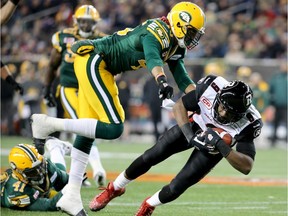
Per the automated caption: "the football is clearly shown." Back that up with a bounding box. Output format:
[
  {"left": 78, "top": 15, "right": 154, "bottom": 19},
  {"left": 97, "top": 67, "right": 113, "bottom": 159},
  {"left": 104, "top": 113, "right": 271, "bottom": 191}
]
[{"left": 211, "top": 127, "right": 233, "bottom": 146}]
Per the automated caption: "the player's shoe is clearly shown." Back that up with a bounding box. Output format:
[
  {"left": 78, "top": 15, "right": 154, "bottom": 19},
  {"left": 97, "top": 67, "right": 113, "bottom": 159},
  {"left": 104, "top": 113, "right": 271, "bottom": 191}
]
[
  {"left": 93, "top": 170, "right": 107, "bottom": 188},
  {"left": 45, "top": 137, "right": 73, "bottom": 156},
  {"left": 56, "top": 185, "right": 88, "bottom": 216},
  {"left": 89, "top": 182, "right": 125, "bottom": 211},
  {"left": 135, "top": 197, "right": 155, "bottom": 216},
  {"left": 31, "top": 114, "right": 57, "bottom": 139}
]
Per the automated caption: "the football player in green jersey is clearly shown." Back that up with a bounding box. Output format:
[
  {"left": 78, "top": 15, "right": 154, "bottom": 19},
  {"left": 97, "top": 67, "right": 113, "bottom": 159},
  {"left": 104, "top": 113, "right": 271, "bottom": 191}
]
[
  {"left": 1, "top": 141, "right": 69, "bottom": 211},
  {"left": 42, "top": 5, "right": 107, "bottom": 188},
  {"left": 31, "top": 2, "right": 206, "bottom": 215}
]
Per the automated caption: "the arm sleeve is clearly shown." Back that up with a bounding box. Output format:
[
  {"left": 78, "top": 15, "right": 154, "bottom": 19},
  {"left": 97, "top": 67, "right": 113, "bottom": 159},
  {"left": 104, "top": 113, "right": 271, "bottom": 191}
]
[
  {"left": 142, "top": 34, "right": 164, "bottom": 72},
  {"left": 181, "top": 90, "right": 199, "bottom": 111},
  {"left": 167, "top": 59, "right": 194, "bottom": 92},
  {"left": 234, "top": 119, "right": 263, "bottom": 160}
]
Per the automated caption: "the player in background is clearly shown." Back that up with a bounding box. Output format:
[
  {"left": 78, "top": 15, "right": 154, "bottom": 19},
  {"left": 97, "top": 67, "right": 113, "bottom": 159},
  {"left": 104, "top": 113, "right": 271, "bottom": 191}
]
[
  {"left": 90, "top": 75, "right": 263, "bottom": 215},
  {"left": 42, "top": 5, "right": 107, "bottom": 187},
  {"left": 1, "top": 140, "right": 70, "bottom": 211},
  {"left": 1, "top": 0, "right": 23, "bottom": 95},
  {"left": 31, "top": 2, "right": 206, "bottom": 215}
]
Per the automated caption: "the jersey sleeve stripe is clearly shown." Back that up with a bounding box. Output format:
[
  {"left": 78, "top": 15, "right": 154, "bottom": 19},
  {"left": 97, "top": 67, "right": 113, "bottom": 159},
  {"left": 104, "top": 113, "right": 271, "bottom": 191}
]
[{"left": 147, "top": 28, "right": 165, "bottom": 49}]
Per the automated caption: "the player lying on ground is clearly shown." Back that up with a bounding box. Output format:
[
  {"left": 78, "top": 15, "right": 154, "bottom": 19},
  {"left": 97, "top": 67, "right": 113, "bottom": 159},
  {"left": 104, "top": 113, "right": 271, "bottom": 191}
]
[{"left": 1, "top": 138, "right": 74, "bottom": 211}]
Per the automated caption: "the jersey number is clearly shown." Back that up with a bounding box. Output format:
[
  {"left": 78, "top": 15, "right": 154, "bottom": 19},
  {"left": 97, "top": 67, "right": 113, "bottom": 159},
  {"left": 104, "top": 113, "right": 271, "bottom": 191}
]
[{"left": 13, "top": 181, "right": 26, "bottom": 193}]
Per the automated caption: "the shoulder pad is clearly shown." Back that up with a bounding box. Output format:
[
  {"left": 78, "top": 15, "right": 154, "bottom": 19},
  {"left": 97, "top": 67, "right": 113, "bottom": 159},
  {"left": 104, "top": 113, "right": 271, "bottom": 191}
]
[
  {"left": 146, "top": 19, "right": 171, "bottom": 49},
  {"left": 1, "top": 170, "right": 10, "bottom": 183},
  {"left": 62, "top": 27, "right": 76, "bottom": 35},
  {"left": 51, "top": 32, "right": 62, "bottom": 52}
]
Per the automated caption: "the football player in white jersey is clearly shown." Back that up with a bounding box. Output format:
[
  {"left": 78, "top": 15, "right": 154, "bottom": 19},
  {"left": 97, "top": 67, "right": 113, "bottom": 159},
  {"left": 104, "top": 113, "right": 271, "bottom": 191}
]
[{"left": 88, "top": 75, "right": 263, "bottom": 216}]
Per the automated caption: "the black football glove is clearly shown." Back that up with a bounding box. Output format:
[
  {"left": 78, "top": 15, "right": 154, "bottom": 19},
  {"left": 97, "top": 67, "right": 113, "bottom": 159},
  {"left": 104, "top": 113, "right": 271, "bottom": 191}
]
[
  {"left": 204, "top": 128, "right": 231, "bottom": 157},
  {"left": 5, "top": 75, "right": 24, "bottom": 95},
  {"left": 191, "top": 131, "right": 216, "bottom": 153},
  {"left": 43, "top": 86, "right": 57, "bottom": 107},
  {"left": 156, "top": 75, "right": 173, "bottom": 99}
]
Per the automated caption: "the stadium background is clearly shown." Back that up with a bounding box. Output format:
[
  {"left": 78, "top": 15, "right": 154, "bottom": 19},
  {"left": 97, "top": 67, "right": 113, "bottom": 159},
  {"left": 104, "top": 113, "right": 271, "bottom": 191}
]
[
  {"left": 0, "top": 0, "right": 287, "bottom": 215},
  {"left": 1, "top": 1, "right": 287, "bottom": 147}
]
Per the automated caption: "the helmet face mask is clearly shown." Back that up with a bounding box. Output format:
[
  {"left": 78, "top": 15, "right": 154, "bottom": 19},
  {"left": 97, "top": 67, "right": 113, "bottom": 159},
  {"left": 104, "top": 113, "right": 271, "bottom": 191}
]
[
  {"left": 212, "top": 81, "right": 253, "bottom": 125},
  {"left": 167, "top": 2, "right": 205, "bottom": 50},
  {"left": 182, "top": 26, "right": 204, "bottom": 49},
  {"left": 73, "top": 5, "right": 100, "bottom": 38},
  {"left": 9, "top": 144, "right": 47, "bottom": 186}
]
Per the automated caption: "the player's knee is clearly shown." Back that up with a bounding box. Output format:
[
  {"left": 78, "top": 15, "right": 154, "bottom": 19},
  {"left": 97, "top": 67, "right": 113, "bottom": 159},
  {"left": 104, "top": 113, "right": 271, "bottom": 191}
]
[
  {"left": 97, "top": 122, "right": 124, "bottom": 139},
  {"left": 159, "top": 185, "right": 181, "bottom": 203}
]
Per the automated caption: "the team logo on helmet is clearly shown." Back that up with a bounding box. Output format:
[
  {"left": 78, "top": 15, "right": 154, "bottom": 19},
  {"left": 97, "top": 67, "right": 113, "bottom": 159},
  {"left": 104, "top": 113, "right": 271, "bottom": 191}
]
[
  {"left": 245, "top": 93, "right": 252, "bottom": 106},
  {"left": 179, "top": 12, "right": 191, "bottom": 23}
]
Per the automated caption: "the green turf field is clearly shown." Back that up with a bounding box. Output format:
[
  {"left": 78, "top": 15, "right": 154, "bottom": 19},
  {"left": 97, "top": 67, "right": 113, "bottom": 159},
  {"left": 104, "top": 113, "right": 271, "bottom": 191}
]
[{"left": 1, "top": 135, "right": 287, "bottom": 216}]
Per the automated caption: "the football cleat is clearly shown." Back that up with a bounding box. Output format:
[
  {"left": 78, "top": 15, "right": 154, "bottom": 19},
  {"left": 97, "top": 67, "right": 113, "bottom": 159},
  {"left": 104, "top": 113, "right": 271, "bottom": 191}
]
[
  {"left": 30, "top": 114, "right": 56, "bottom": 139},
  {"left": 56, "top": 185, "right": 88, "bottom": 216},
  {"left": 135, "top": 197, "right": 155, "bottom": 216},
  {"left": 89, "top": 182, "right": 125, "bottom": 211}
]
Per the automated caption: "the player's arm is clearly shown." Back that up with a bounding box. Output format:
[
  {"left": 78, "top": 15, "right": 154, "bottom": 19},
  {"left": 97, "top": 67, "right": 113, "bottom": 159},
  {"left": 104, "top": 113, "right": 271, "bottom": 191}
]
[
  {"left": 142, "top": 35, "right": 174, "bottom": 99},
  {"left": 43, "top": 33, "right": 62, "bottom": 107},
  {"left": 46, "top": 48, "right": 61, "bottom": 86},
  {"left": 224, "top": 147, "right": 254, "bottom": 175},
  {"left": 25, "top": 191, "right": 62, "bottom": 211},
  {"left": 1, "top": 61, "right": 23, "bottom": 94},
  {"left": 225, "top": 119, "right": 262, "bottom": 174},
  {"left": 0, "top": 0, "right": 20, "bottom": 25},
  {"left": 173, "top": 90, "right": 199, "bottom": 143}
]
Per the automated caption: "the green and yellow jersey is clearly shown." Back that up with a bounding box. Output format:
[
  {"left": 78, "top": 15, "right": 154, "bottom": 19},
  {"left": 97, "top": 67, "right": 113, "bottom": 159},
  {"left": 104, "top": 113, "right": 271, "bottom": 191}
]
[
  {"left": 52, "top": 27, "right": 106, "bottom": 88},
  {"left": 1, "top": 159, "right": 68, "bottom": 211},
  {"left": 91, "top": 18, "right": 193, "bottom": 92}
]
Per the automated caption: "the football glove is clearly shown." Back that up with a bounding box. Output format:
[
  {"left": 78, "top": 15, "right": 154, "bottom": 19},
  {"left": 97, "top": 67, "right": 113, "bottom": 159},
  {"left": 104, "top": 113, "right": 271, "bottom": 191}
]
[
  {"left": 157, "top": 75, "right": 173, "bottom": 99},
  {"left": 71, "top": 40, "right": 95, "bottom": 55},
  {"left": 204, "top": 128, "right": 231, "bottom": 157},
  {"left": 5, "top": 75, "right": 24, "bottom": 95},
  {"left": 43, "top": 86, "right": 57, "bottom": 107},
  {"left": 192, "top": 131, "right": 217, "bottom": 154}
]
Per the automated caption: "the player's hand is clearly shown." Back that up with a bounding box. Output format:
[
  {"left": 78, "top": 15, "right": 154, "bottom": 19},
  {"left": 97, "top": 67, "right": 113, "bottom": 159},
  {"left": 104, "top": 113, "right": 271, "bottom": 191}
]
[
  {"left": 43, "top": 86, "right": 57, "bottom": 107},
  {"left": 5, "top": 75, "right": 24, "bottom": 95},
  {"left": 204, "top": 128, "right": 232, "bottom": 157},
  {"left": 71, "top": 40, "right": 95, "bottom": 55},
  {"left": 204, "top": 128, "right": 222, "bottom": 147},
  {"left": 156, "top": 75, "right": 173, "bottom": 99},
  {"left": 191, "top": 131, "right": 214, "bottom": 152}
]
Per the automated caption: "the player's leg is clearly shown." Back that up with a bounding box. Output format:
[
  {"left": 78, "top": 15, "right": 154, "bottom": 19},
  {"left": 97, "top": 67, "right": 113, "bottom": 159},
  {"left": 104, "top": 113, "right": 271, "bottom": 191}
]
[
  {"left": 61, "top": 87, "right": 106, "bottom": 187},
  {"left": 135, "top": 149, "right": 223, "bottom": 215},
  {"left": 55, "top": 54, "right": 124, "bottom": 215},
  {"left": 89, "top": 124, "right": 191, "bottom": 211}
]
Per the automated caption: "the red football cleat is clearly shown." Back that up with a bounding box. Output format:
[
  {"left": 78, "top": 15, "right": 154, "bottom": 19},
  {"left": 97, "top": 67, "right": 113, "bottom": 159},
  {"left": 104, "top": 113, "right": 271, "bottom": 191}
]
[
  {"left": 89, "top": 182, "right": 125, "bottom": 211},
  {"left": 135, "top": 197, "right": 155, "bottom": 216}
]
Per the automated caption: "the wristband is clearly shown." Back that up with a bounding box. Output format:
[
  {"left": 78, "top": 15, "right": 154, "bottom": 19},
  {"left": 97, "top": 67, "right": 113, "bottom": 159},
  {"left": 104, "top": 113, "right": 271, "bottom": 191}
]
[
  {"left": 9, "top": 0, "right": 20, "bottom": 5},
  {"left": 216, "top": 140, "right": 232, "bottom": 157},
  {"left": 156, "top": 74, "right": 167, "bottom": 84},
  {"left": 180, "top": 123, "right": 194, "bottom": 142}
]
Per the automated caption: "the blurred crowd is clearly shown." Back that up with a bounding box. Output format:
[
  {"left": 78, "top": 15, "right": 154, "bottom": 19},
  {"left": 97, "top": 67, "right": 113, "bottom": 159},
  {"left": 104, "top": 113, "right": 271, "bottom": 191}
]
[
  {"left": 1, "top": 0, "right": 287, "bottom": 60},
  {"left": 1, "top": 0, "right": 287, "bottom": 147}
]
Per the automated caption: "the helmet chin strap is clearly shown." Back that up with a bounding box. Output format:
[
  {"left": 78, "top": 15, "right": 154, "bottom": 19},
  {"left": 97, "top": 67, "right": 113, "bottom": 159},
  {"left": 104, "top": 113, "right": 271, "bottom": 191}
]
[
  {"left": 79, "top": 30, "right": 93, "bottom": 38},
  {"left": 176, "top": 37, "right": 186, "bottom": 48}
]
